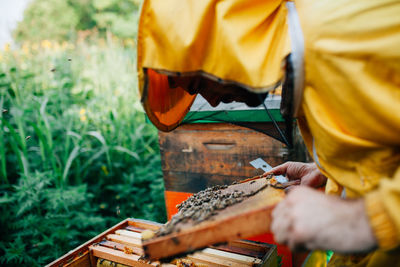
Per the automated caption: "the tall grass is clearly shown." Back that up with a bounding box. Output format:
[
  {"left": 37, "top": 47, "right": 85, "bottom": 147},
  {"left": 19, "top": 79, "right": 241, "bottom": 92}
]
[{"left": 0, "top": 37, "right": 166, "bottom": 266}]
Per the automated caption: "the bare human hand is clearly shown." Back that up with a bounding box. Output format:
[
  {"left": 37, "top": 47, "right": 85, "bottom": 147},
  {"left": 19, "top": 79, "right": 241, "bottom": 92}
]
[
  {"left": 271, "top": 186, "right": 377, "bottom": 253},
  {"left": 264, "top": 162, "right": 327, "bottom": 188}
]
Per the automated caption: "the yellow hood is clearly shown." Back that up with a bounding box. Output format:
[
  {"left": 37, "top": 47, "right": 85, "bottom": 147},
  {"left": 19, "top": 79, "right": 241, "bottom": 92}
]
[{"left": 137, "top": 0, "right": 291, "bottom": 131}]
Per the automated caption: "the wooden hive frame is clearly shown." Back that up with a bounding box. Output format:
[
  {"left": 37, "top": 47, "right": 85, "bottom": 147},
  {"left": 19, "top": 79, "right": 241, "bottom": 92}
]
[{"left": 46, "top": 218, "right": 277, "bottom": 267}]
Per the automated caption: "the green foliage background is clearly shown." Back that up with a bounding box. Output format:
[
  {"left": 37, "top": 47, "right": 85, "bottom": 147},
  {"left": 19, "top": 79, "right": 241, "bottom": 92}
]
[
  {"left": 14, "top": 0, "right": 140, "bottom": 42},
  {"left": 0, "top": 0, "right": 167, "bottom": 266}
]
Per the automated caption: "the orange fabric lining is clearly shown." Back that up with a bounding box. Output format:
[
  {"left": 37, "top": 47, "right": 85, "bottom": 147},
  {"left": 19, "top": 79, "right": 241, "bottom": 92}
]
[{"left": 143, "top": 69, "right": 197, "bottom": 132}]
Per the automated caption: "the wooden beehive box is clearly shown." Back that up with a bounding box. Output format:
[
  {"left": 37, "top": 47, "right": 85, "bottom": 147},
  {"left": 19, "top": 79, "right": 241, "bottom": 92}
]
[
  {"left": 160, "top": 96, "right": 289, "bottom": 198},
  {"left": 46, "top": 218, "right": 278, "bottom": 267},
  {"left": 157, "top": 97, "right": 309, "bottom": 267},
  {"left": 159, "top": 122, "right": 289, "bottom": 194}
]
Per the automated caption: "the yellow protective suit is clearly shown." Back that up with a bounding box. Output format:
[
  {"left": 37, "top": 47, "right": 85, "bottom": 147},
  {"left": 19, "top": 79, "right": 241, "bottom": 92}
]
[
  {"left": 137, "top": 0, "right": 400, "bottom": 265},
  {"left": 295, "top": 0, "right": 400, "bottom": 265},
  {"left": 137, "top": 0, "right": 290, "bottom": 131}
]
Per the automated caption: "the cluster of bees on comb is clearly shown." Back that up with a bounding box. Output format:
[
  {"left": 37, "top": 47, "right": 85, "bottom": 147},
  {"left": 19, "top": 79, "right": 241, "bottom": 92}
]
[
  {"left": 151, "top": 175, "right": 280, "bottom": 238},
  {"left": 172, "top": 259, "right": 208, "bottom": 267}
]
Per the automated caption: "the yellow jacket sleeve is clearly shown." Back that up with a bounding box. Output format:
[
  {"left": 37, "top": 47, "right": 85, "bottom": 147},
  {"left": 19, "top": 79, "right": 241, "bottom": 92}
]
[
  {"left": 366, "top": 167, "right": 400, "bottom": 250},
  {"left": 295, "top": 0, "right": 400, "bottom": 252}
]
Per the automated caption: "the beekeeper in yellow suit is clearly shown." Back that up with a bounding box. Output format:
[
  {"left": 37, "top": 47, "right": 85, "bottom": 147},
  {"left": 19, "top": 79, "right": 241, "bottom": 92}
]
[{"left": 137, "top": 0, "right": 400, "bottom": 266}]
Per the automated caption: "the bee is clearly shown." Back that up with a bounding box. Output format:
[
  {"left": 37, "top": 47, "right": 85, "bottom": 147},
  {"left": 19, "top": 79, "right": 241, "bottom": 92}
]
[
  {"left": 116, "top": 206, "right": 120, "bottom": 216},
  {"left": 123, "top": 246, "right": 134, "bottom": 254}
]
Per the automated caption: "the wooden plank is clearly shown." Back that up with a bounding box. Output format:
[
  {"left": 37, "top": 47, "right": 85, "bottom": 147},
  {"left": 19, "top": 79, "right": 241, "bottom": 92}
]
[
  {"left": 228, "top": 240, "right": 270, "bottom": 253},
  {"left": 116, "top": 229, "right": 142, "bottom": 239},
  {"left": 210, "top": 244, "right": 264, "bottom": 259},
  {"left": 100, "top": 240, "right": 144, "bottom": 256},
  {"left": 126, "top": 226, "right": 146, "bottom": 233},
  {"left": 96, "top": 259, "right": 176, "bottom": 267},
  {"left": 201, "top": 248, "right": 261, "bottom": 265},
  {"left": 169, "top": 123, "right": 286, "bottom": 134},
  {"left": 158, "top": 123, "right": 287, "bottom": 157},
  {"left": 100, "top": 240, "right": 126, "bottom": 251},
  {"left": 107, "top": 234, "right": 142, "bottom": 248},
  {"left": 90, "top": 246, "right": 154, "bottom": 267},
  {"left": 211, "top": 240, "right": 272, "bottom": 259},
  {"left": 187, "top": 252, "right": 244, "bottom": 267},
  {"left": 143, "top": 180, "right": 284, "bottom": 260},
  {"left": 161, "top": 152, "right": 284, "bottom": 176},
  {"left": 96, "top": 259, "right": 131, "bottom": 267},
  {"left": 128, "top": 219, "right": 162, "bottom": 231},
  {"left": 64, "top": 252, "right": 90, "bottom": 267},
  {"left": 89, "top": 250, "right": 97, "bottom": 267}
]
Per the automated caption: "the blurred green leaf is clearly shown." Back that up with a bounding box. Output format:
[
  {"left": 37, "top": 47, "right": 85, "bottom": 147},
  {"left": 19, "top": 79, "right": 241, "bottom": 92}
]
[
  {"left": 14, "top": 0, "right": 140, "bottom": 42},
  {"left": 113, "top": 146, "right": 140, "bottom": 160},
  {"left": 62, "top": 146, "right": 80, "bottom": 183},
  {"left": 86, "top": 131, "right": 106, "bottom": 147},
  {"left": 93, "top": 0, "right": 119, "bottom": 11}
]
